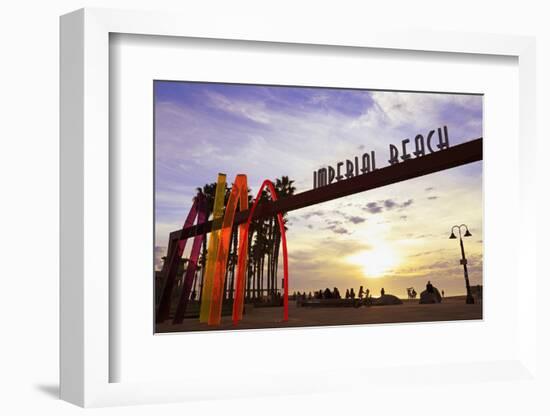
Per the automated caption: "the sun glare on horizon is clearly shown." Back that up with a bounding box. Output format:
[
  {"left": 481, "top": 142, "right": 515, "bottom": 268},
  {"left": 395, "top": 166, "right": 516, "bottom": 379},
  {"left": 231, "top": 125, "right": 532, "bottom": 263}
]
[{"left": 346, "top": 245, "right": 400, "bottom": 279}]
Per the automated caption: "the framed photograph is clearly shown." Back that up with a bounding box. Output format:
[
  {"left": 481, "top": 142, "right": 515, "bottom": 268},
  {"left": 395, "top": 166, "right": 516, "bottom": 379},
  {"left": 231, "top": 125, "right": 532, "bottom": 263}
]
[
  {"left": 60, "top": 8, "right": 538, "bottom": 408},
  {"left": 153, "top": 80, "right": 483, "bottom": 335}
]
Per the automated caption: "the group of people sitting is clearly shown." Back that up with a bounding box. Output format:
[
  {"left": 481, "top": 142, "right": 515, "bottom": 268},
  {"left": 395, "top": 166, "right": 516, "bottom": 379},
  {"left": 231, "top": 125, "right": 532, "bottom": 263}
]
[
  {"left": 346, "top": 286, "right": 377, "bottom": 299},
  {"left": 291, "top": 283, "right": 446, "bottom": 304},
  {"left": 293, "top": 287, "right": 342, "bottom": 300},
  {"left": 292, "top": 286, "right": 385, "bottom": 301}
]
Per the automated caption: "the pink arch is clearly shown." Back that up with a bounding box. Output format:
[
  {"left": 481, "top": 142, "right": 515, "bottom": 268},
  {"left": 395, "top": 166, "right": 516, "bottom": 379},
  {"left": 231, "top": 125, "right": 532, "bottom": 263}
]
[
  {"left": 233, "top": 179, "right": 289, "bottom": 325},
  {"left": 156, "top": 193, "right": 208, "bottom": 324}
]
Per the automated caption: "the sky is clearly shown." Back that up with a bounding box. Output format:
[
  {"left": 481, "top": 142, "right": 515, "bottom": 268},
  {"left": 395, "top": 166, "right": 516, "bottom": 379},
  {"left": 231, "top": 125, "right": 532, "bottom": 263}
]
[{"left": 154, "top": 81, "right": 483, "bottom": 298}]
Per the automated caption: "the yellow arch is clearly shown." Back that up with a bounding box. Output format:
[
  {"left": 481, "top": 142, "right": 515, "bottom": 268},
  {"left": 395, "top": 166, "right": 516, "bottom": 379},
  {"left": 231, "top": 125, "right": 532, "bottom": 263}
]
[{"left": 199, "top": 174, "right": 226, "bottom": 323}]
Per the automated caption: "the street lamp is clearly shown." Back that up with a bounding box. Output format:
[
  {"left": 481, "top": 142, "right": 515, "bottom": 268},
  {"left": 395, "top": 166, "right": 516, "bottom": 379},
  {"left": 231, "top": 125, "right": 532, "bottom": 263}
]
[{"left": 449, "top": 224, "right": 475, "bottom": 304}]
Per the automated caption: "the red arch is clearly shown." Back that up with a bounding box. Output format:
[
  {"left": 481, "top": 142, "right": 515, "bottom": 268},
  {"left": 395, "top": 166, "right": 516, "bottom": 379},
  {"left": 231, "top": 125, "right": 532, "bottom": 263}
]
[{"left": 233, "top": 179, "right": 289, "bottom": 325}]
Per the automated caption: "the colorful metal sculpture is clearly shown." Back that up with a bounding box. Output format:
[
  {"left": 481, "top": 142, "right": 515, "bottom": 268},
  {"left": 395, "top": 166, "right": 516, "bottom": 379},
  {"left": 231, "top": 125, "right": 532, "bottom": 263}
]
[
  {"left": 199, "top": 173, "right": 227, "bottom": 323},
  {"left": 232, "top": 179, "right": 289, "bottom": 325},
  {"left": 156, "top": 192, "right": 208, "bottom": 324},
  {"left": 172, "top": 199, "right": 208, "bottom": 324},
  {"left": 208, "top": 174, "right": 249, "bottom": 326},
  {"left": 158, "top": 173, "right": 290, "bottom": 327}
]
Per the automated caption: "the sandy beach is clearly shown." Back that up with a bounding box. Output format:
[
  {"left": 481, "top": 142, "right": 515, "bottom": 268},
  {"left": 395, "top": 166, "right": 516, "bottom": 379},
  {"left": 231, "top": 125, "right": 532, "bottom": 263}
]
[{"left": 156, "top": 296, "right": 482, "bottom": 333}]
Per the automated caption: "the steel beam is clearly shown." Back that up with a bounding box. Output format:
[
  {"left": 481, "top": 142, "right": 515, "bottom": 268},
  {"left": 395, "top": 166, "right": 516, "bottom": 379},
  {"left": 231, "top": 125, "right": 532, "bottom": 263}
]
[{"left": 168, "top": 137, "right": 482, "bottom": 241}]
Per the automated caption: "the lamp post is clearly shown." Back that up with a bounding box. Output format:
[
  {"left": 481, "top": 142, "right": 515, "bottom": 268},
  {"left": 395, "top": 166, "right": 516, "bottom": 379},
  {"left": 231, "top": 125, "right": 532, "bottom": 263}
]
[{"left": 449, "top": 224, "right": 475, "bottom": 304}]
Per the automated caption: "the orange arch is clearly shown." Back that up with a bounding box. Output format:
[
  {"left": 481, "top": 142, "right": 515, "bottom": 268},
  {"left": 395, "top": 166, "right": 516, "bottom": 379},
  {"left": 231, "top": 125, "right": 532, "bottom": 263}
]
[
  {"left": 233, "top": 179, "right": 289, "bottom": 325},
  {"left": 208, "top": 175, "right": 249, "bottom": 326}
]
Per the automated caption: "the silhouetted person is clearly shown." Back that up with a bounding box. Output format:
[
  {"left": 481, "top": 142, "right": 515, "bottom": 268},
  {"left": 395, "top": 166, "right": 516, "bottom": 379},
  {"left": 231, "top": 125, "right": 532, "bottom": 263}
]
[
  {"left": 366, "top": 288, "right": 370, "bottom": 298},
  {"left": 441, "top": 289, "right": 445, "bottom": 298},
  {"left": 381, "top": 288, "right": 385, "bottom": 296},
  {"left": 350, "top": 288, "right": 356, "bottom": 299},
  {"left": 308, "top": 292, "right": 312, "bottom": 300},
  {"left": 426, "top": 281, "right": 434, "bottom": 294},
  {"left": 333, "top": 287, "right": 341, "bottom": 299},
  {"left": 345, "top": 289, "right": 350, "bottom": 299},
  {"left": 358, "top": 286, "right": 364, "bottom": 299},
  {"left": 324, "top": 288, "right": 332, "bottom": 299}
]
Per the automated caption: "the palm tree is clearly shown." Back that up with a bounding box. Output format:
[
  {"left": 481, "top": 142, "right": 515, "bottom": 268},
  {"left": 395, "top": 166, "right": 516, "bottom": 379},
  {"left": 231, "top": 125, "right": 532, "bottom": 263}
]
[
  {"left": 242, "top": 177, "right": 295, "bottom": 302},
  {"left": 223, "top": 223, "right": 239, "bottom": 300},
  {"left": 172, "top": 257, "right": 189, "bottom": 307},
  {"left": 271, "top": 176, "right": 296, "bottom": 296},
  {"left": 245, "top": 190, "right": 255, "bottom": 301},
  {"left": 193, "top": 178, "right": 295, "bottom": 305}
]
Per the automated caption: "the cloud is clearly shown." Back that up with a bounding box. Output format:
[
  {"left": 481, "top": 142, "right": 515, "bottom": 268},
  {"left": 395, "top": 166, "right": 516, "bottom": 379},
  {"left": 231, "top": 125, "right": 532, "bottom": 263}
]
[
  {"left": 286, "top": 238, "right": 376, "bottom": 292},
  {"left": 427, "top": 196, "right": 439, "bottom": 200},
  {"left": 384, "top": 199, "right": 397, "bottom": 209},
  {"left": 328, "top": 212, "right": 367, "bottom": 224},
  {"left": 346, "top": 215, "right": 366, "bottom": 224},
  {"left": 363, "top": 198, "right": 414, "bottom": 214},
  {"left": 408, "top": 249, "right": 445, "bottom": 258},
  {"left": 326, "top": 224, "right": 349, "bottom": 234},
  {"left": 302, "top": 210, "right": 326, "bottom": 219},
  {"left": 399, "top": 260, "right": 453, "bottom": 274},
  {"left": 356, "top": 91, "right": 483, "bottom": 134},
  {"left": 205, "top": 90, "right": 272, "bottom": 124},
  {"left": 365, "top": 202, "right": 383, "bottom": 214},
  {"left": 154, "top": 246, "right": 167, "bottom": 271},
  {"left": 413, "top": 233, "right": 436, "bottom": 239}
]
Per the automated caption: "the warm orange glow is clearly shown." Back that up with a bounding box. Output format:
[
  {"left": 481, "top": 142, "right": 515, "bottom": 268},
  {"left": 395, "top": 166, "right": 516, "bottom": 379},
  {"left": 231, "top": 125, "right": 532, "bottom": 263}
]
[{"left": 346, "top": 245, "right": 400, "bottom": 278}]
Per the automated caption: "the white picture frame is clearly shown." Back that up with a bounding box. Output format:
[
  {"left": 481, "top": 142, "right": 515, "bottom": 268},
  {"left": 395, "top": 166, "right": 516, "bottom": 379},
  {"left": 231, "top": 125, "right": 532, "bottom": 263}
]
[{"left": 60, "top": 7, "right": 538, "bottom": 408}]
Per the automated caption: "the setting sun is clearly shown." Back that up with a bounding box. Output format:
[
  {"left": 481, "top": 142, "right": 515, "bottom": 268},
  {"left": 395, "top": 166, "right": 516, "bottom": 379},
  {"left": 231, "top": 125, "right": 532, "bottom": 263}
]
[{"left": 346, "top": 245, "right": 400, "bottom": 278}]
